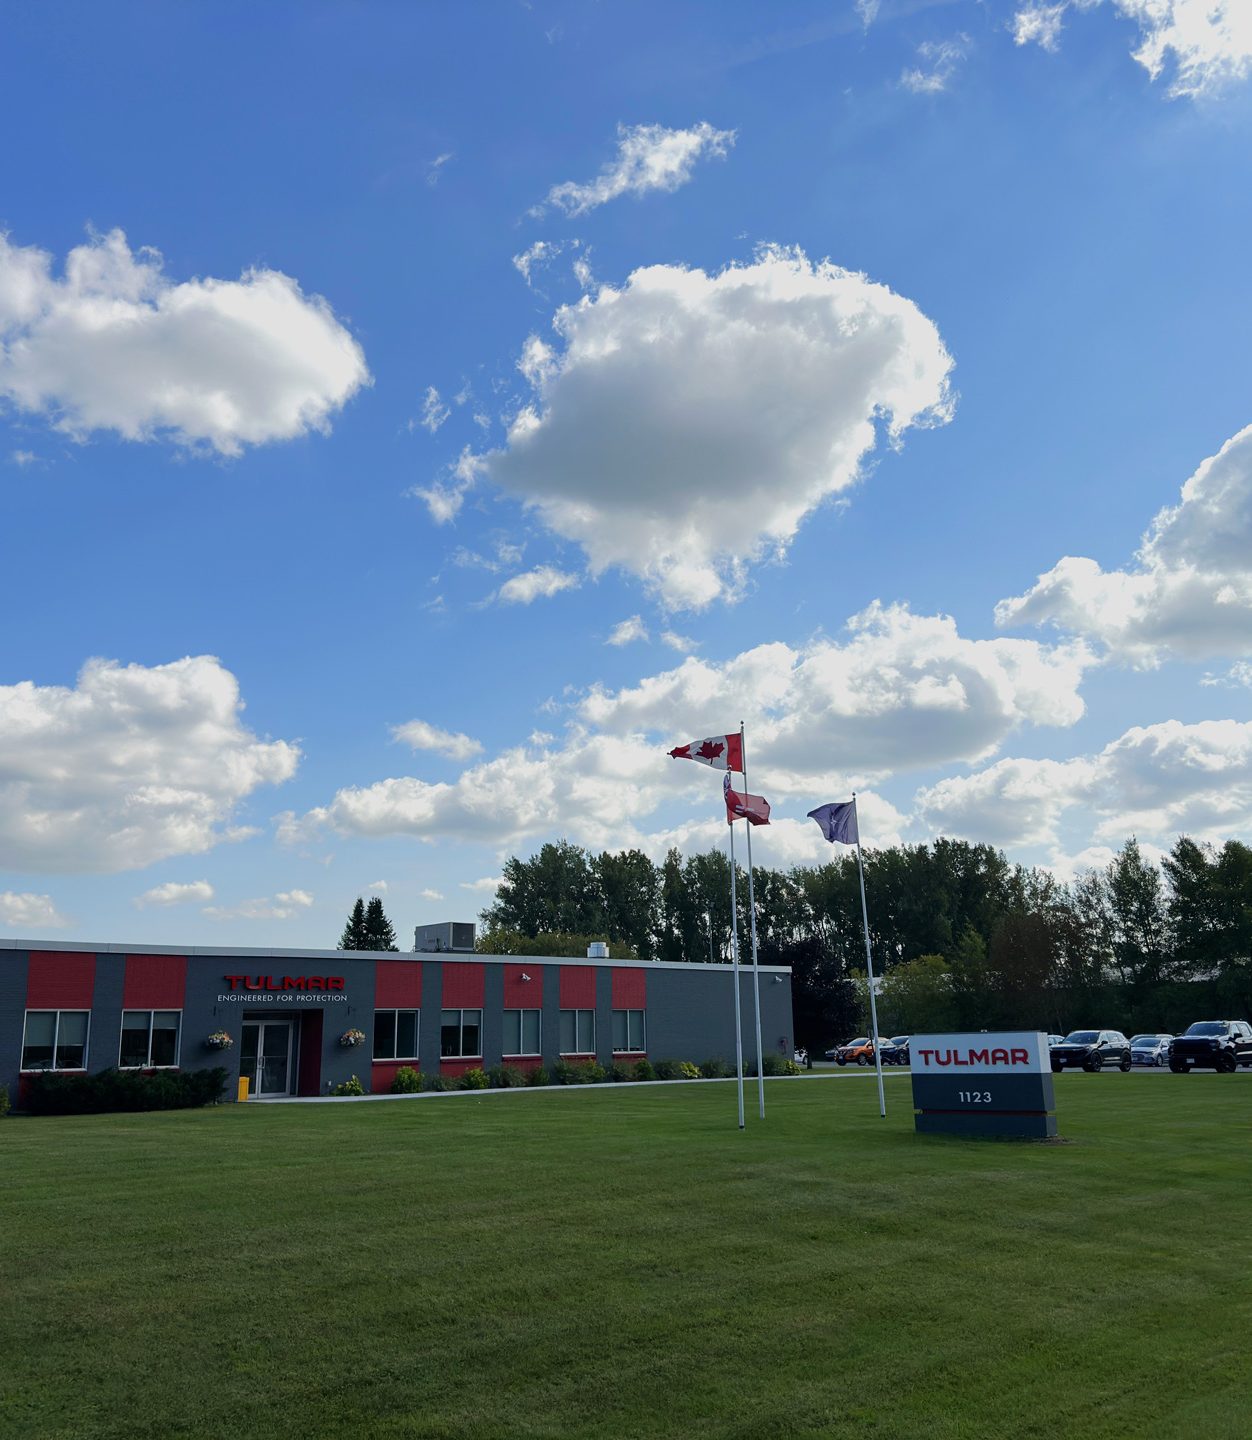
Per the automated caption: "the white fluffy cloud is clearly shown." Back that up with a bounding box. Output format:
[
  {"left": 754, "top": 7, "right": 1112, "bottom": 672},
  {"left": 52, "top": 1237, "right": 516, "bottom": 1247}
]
[
  {"left": 495, "top": 565, "right": 581, "bottom": 605},
  {"left": 420, "top": 887, "right": 444, "bottom": 900},
  {"left": 204, "top": 889, "right": 314, "bottom": 922},
  {"left": 606, "top": 615, "right": 649, "bottom": 647},
  {"left": 392, "top": 719, "right": 483, "bottom": 761},
  {"left": 0, "top": 228, "right": 369, "bottom": 454},
  {"left": 135, "top": 880, "right": 215, "bottom": 908},
  {"left": 0, "top": 656, "right": 299, "bottom": 873},
  {"left": 916, "top": 719, "right": 1252, "bottom": 850},
  {"left": 996, "top": 424, "right": 1252, "bottom": 665},
  {"left": 541, "top": 122, "right": 734, "bottom": 216},
  {"left": 583, "top": 602, "right": 1091, "bottom": 789},
  {"left": 289, "top": 603, "right": 1089, "bottom": 858},
  {"left": 474, "top": 247, "right": 954, "bottom": 609},
  {"left": 1013, "top": 1, "right": 1252, "bottom": 98},
  {"left": 369, "top": 879, "right": 388, "bottom": 892},
  {"left": 416, "top": 386, "right": 450, "bottom": 434},
  {"left": 0, "top": 891, "right": 71, "bottom": 929}
]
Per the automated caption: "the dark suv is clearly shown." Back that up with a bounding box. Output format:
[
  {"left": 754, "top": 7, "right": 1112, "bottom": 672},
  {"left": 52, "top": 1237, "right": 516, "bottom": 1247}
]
[
  {"left": 1050, "top": 1029, "right": 1132, "bottom": 1073},
  {"left": 1168, "top": 1021, "right": 1252, "bottom": 1073}
]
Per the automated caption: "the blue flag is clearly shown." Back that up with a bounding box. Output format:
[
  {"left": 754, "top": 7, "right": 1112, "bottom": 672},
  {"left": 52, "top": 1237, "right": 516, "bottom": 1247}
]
[{"left": 807, "top": 800, "right": 858, "bottom": 845}]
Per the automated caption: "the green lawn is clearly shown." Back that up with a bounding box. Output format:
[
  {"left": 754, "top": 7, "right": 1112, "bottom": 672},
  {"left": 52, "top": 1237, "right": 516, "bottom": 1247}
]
[{"left": 2, "top": 1075, "right": 1250, "bottom": 1440}]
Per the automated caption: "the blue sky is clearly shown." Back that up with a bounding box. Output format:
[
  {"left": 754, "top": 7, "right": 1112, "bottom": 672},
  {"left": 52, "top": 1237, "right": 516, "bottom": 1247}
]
[{"left": 2, "top": 0, "right": 1250, "bottom": 946}]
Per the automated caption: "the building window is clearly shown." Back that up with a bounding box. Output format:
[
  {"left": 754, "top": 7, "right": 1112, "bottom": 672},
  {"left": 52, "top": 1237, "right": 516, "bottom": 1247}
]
[
  {"left": 119, "top": 1011, "right": 181, "bottom": 1069},
  {"left": 503, "top": 1009, "right": 541, "bottom": 1056},
  {"left": 440, "top": 1008, "right": 482, "bottom": 1058},
  {"left": 559, "top": 1008, "right": 595, "bottom": 1055},
  {"left": 21, "top": 1010, "right": 90, "bottom": 1071},
  {"left": 373, "top": 1009, "right": 420, "bottom": 1061},
  {"left": 612, "top": 1009, "right": 646, "bottom": 1053}
]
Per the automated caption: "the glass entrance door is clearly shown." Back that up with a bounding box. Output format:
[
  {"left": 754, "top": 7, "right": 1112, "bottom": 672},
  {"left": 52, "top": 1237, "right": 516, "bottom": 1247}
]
[{"left": 240, "top": 1022, "right": 293, "bottom": 1097}]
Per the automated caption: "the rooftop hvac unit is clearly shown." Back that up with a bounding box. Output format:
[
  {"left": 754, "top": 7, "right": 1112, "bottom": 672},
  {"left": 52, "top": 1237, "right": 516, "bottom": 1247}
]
[
  {"left": 586, "top": 941, "right": 609, "bottom": 959},
  {"left": 413, "top": 921, "right": 477, "bottom": 954}
]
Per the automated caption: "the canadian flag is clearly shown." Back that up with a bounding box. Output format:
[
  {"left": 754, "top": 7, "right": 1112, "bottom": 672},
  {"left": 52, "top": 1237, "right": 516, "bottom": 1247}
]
[
  {"left": 724, "top": 772, "right": 771, "bottom": 826},
  {"left": 668, "top": 733, "right": 744, "bottom": 772}
]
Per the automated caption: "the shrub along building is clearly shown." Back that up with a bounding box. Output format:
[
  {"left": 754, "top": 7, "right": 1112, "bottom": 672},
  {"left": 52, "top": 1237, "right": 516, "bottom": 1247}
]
[{"left": 0, "top": 937, "right": 795, "bottom": 1103}]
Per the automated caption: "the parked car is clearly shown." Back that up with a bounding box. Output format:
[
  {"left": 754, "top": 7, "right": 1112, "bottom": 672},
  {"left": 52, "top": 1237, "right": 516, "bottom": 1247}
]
[
  {"left": 1168, "top": 1021, "right": 1252, "bottom": 1073},
  {"left": 1130, "top": 1033, "right": 1172, "bottom": 1067},
  {"left": 879, "top": 1035, "right": 911, "bottom": 1066},
  {"left": 1047, "top": 1034, "right": 1066, "bottom": 1048},
  {"left": 793, "top": 1047, "right": 809, "bottom": 1067},
  {"left": 1050, "top": 1029, "right": 1132, "bottom": 1072},
  {"left": 831, "top": 1037, "right": 875, "bottom": 1066}
]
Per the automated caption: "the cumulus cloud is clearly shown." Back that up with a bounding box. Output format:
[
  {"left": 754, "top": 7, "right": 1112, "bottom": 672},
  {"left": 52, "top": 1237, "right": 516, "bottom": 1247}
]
[
  {"left": 204, "top": 889, "right": 313, "bottom": 921},
  {"left": 494, "top": 565, "right": 581, "bottom": 605},
  {"left": 996, "top": 424, "right": 1252, "bottom": 665},
  {"left": 901, "top": 37, "right": 970, "bottom": 93},
  {"left": 0, "top": 891, "right": 71, "bottom": 929},
  {"left": 541, "top": 122, "right": 735, "bottom": 216},
  {"left": 583, "top": 602, "right": 1091, "bottom": 789},
  {"left": 420, "top": 887, "right": 444, "bottom": 900},
  {"left": 135, "top": 880, "right": 215, "bottom": 909},
  {"left": 369, "top": 879, "right": 388, "bottom": 892},
  {"left": 916, "top": 719, "right": 1252, "bottom": 851},
  {"left": 0, "top": 655, "right": 299, "bottom": 873},
  {"left": 660, "top": 630, "right": 699, "bottom": 654},
  {"left": 288, "top": 603, "right": 1089, "bottom": 858},
  {"left": 0, "top": 228, "right": 369, "bottom": 455},
  {"left": 1013, "top": 1, "right": 1252, "bottom": 98},
  {"left": 412, "top": 446, "right": 487, "bottom": 524},
  {"left": 461, "top": 876, "right": 504, "bottom": 893},
  {"left": 607, "top": 615, "right": 649, "bottom": 647},
  {"left": 392, "top": 719, "right": 483, "bottom": 760},
  {"left": 475, "top": 247, "right": 953, "bottom": 610}
]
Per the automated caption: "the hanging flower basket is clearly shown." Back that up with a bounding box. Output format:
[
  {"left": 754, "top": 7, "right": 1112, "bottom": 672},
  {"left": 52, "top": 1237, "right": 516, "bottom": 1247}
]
[
  {"left": 339, "top": 1028, "right": 366, "bottom": 1049},
  {"left": 206, "top": 1031, "right": 234, "bottom": 1050}
]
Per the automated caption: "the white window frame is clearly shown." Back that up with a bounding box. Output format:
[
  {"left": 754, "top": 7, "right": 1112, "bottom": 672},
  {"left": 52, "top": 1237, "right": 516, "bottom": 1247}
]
[
  {"left": 612, "top": 1008, "right": 646, "bottom": 1054},
  {"left": 373, "top": 1008, "right": 420, "bottom": 1062},
  {"left": 440, "top": 1008, "right": 483, "bottom": 1059},
  {"left": 118, "top": 1009, "right": 182, "bottom": 1070},
  {"left": 20, "top": 1009, "right": 92, "bottom": 1073},
  {"left": 503, "top": 1008, "right": 542, "bottom": 1057},
  {"left": 559, "top": 1008, "right": 596, "bottom": 1056}
]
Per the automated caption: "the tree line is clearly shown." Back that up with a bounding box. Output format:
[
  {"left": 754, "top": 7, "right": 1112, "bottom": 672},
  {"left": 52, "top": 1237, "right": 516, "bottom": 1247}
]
[{"left": 480, "top": 836, "right": 1252, "bottom": 1050}]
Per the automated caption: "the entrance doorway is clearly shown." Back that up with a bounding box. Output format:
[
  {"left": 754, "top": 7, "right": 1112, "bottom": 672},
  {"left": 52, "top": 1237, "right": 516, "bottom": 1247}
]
[{"left": 240, "top": 1021, "right": 293, "bottom": 1097}]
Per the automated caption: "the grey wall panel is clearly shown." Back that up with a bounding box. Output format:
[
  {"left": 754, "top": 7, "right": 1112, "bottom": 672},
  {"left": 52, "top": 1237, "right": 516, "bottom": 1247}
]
[
  {"left": 541, "top": 964, "right": 561, "bottom": 1070},
  {"left": 596, "top": 966, "right": 614, "bottom": 1066},
  {"left": 420, "top": 962, "right": 443, "bottom": 1076},
  {"left": 90, "top": 953, "right": 125, "bottom": 1072},
  {"left": 0, "top": 951, "right": 27, "bottom": 1100}
]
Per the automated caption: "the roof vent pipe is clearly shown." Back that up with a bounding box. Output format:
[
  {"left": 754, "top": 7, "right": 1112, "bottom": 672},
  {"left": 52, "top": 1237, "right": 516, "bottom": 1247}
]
[{"left": 587, "top": 941, "right": 609, "bottom": 960}]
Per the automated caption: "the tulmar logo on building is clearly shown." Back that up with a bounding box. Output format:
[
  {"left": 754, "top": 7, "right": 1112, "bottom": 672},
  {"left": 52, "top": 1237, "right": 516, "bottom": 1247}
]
[
  {"left": 218, "top": 975, "right": 350, "bottom": 1003},
  {"left": 223, "top": 975, "right": 345, "bottom": 992}
]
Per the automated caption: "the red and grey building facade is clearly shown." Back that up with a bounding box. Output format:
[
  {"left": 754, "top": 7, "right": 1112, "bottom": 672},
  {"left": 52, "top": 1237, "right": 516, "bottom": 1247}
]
[{"left": 1, "top": 940, "right": 795, "bottom": 1102}]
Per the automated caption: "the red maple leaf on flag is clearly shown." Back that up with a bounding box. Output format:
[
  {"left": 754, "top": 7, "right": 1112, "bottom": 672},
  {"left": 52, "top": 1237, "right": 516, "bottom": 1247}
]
[{"left": 696, "top": 739, "right": 725, "bottom": 761}]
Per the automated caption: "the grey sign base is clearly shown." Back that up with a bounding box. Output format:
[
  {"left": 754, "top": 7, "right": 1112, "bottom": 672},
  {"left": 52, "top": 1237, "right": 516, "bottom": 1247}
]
[{"left": 914, "top": 1111, "right": 1058, "bottom": 1139}]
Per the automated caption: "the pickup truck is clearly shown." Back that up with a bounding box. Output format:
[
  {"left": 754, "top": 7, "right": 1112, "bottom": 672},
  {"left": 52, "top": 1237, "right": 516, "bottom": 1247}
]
[{"left": 1168, "top": 1021, "right": 1252, "bottom": 1073}]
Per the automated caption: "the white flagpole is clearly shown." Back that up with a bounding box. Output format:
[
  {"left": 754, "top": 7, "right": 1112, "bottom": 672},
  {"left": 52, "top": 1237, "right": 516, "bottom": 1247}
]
[
  {"left": 727, "top": 817, "right": 746, "bottom": 1131},
  {"left": 740, "top": 721, "right": 766, "bottom": 1120},
  {"left": 853, "top": 791, "right": 887, "bottom": 1119}
]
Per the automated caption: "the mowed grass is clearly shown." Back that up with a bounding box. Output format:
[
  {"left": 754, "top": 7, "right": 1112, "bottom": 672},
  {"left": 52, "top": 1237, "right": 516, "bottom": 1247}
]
[{"left": 2, "top": 1076, "right": 1250, "bottom": 1440}]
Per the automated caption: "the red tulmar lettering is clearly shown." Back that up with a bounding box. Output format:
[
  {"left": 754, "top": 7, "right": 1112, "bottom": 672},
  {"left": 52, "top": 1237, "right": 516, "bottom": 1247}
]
[
  {"left": 916, "top": 1046, "right": 1033, "bottom": 1068},
  {"left": 223, "top": 975, "right": 345, "bottom": 992}
]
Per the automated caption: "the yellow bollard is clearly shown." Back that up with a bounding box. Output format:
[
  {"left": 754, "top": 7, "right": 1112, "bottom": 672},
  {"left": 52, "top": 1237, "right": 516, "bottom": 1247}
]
[{"left": 237, "top": 1076, "right": 250, "bottom": 1103}]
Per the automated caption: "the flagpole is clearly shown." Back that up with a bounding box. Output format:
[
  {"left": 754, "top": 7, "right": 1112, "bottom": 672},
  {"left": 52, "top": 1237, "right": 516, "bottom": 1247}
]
[
  {"left": 853, "top": 791, "right": 887, "bottom": 1119},
  {"left": 740, "top": 722, "right": 766, "bottom": 1120},
  {"left": 727, "top": 818, "right": 746, "bottom": 1131}
]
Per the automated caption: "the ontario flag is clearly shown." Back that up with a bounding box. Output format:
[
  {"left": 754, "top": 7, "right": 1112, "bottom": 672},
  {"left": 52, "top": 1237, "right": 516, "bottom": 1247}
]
[
  {"left": 724, "top": 772, "right": 770, "bottom": 826},
  {"left": 668, "top": 732, "right": 743, "bottom": 772}
]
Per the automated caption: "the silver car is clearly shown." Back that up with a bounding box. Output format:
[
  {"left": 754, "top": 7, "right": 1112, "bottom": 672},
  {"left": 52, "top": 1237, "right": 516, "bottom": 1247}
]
[{"left": 1130, "top": 1032, "right": 1172, "bottom": 1067}]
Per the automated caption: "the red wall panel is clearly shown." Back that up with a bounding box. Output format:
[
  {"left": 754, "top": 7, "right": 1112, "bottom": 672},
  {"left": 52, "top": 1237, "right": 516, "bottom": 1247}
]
[
  {"left": 502, "top": 963, "right": 540, "bottom": 1008},
  {"left": 375, "top": 960, "right": 422, "bottom": 1009},
  {"left": 440, "top": 962, "right": 484, "bottom": 1008},
  {"left": 559, "top": 965, "right": 596, "bottom": 1008},
  {"left": 27, "top": 952, "right": 95, "bottom": 1009},
  {"left": 123, "top": 954, "right": 187, "bottom": 1009},
  {"left": 370, "top": 1060, "right": 421, "bottom": 1093},
  {"left": 612, "top": 967, "right": 646, "bottom": 1009},
  {"left": 439, "top": 1058, "right": 484, "bottom": 1078}
]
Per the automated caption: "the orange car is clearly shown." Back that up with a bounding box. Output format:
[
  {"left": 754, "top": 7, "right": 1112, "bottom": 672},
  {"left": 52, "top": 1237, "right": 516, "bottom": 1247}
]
[{"left": 831, "top": 1036, "right": 876, "bottom": 1066}]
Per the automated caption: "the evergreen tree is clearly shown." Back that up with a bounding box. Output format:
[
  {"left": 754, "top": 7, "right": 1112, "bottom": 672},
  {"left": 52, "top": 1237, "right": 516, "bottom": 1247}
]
[
  {"left": 363, "top": 896, "right": 400, "bottom": 951},
  {"left": 338, "top": 897, "right": 368, "bottom": 951}
]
